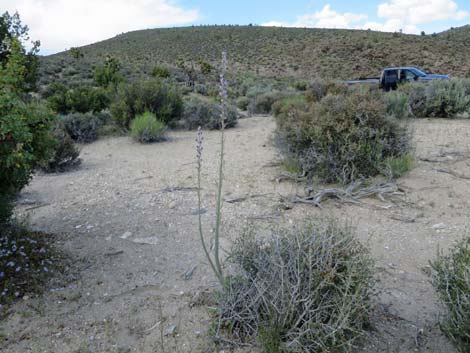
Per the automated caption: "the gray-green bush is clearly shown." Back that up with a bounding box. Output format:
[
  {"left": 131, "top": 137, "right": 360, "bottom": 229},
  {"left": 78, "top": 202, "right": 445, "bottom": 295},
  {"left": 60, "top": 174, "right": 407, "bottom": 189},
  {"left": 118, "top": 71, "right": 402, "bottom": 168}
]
[
  {"left": 217, "top": 221, "right": 375, "bottom": 352},
  {"left": 40, "top": 122, "right": 81, "bottom": 172},
  {"left": 275, "top": 87, "right": 410, "bottom": 183},
  {"left": 111, "top": 79, "right": 183, "bottom": 128},
  {"left": 62, "top": 112, "right": 104, "bottom": 143},
  {"left": 182, "top": 97, "right": 238, "bottom": 130},
  {"left": 130, "top": 111, "right": 167, "bottom": 143},
  {"left": 399, "top": 79, "right": 470, "bottom": 118},
  {"left": 431, "top": 237, "right": 470, "bottom": 353}
]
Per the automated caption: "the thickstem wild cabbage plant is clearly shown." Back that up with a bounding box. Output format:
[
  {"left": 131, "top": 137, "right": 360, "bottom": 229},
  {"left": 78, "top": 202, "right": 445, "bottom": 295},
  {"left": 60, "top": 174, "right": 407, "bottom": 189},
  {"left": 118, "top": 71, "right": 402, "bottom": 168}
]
[{"left": 196, "top": 51, "right": 228, "bottom": 286}]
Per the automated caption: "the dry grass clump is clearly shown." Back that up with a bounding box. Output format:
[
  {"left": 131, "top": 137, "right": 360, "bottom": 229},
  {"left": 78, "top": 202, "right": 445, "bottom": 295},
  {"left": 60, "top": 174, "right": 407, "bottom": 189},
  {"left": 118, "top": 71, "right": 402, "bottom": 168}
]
[
  {"left": 431, "top": 237, "right": 470, "bottom": 353},
  {"left": 216, "top": 221, "right": 375, "bottom": 353}
]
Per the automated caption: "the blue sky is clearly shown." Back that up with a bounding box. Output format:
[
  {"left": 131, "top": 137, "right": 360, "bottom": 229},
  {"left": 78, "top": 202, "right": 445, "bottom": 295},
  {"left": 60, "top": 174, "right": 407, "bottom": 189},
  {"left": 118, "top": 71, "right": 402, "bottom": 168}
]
[{"left": 2, "top": 0, "right": 469, "bottom": 54}]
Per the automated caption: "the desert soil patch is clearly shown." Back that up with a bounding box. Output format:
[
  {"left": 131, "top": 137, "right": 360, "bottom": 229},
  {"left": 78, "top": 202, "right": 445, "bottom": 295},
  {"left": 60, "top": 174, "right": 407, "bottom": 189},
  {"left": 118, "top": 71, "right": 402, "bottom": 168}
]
[{"left": 2, "top": 116, "right": 470, "bottom": 353}]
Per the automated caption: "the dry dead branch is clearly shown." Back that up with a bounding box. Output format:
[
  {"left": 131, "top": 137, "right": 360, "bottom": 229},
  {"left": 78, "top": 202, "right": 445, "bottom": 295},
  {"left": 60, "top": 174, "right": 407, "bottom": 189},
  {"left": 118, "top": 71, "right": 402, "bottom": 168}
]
[{"left": 288, "top": 179, "right": 403, "bottom": 208}]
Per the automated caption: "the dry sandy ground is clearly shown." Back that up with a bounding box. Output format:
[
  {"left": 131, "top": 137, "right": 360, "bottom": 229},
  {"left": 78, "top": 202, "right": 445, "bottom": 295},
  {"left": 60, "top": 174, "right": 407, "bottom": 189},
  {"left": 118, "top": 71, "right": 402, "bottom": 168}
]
[{"left": 2, "top": 116, "right": 470, "bottom": 353}]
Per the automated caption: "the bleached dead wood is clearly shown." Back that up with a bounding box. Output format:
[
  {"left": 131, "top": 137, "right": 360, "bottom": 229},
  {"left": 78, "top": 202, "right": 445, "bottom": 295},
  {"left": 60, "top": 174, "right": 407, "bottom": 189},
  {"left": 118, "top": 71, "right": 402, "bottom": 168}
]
[{"left": 288, "top": 179, "right": 403, "bottom": 208}]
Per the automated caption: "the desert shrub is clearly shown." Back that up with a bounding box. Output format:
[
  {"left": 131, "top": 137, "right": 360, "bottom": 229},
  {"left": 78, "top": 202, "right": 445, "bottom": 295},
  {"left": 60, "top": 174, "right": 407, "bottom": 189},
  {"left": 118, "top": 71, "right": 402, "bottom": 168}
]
[
  {"left": 235, "top": 96, "right": 249, "bottom": 111},
  {"left": 151, "top": 66, "right": 170, "bottom": 78},
  {"left": 385, "top": 153, "right": 413, "bottom": 179},
  {"left": 271, "top": 95, "right": 308, "bottom": 117},
  {"left": 399, "top": 80, "right": 470, "bottom": 118},
  {"left": 39, "top": 122, "right": 81, "bottom": 172},
  {"left": 0, "top": 99, "right": 55, "bottom": 223},
  {"left": 110, "top": 79, "right": 183, "bottom": 128},
  {"left": 194, "top": 83, "right": 208, "bottom": 95},
  {"left": 130, "top": 111, "right": 167, "bottom": 143},
  {"left": 181, "top": 97, "right": 238, "bottom": 130},
  {"left": 305, "top": 79, "right": 348, "bottom": 103},
  {"left": 384, "top": 91, "right": 411, "bottom": 119},
  {"left": 247, "top": 91, "right": 293, "bottom": 115},
  {"left": 94, "top": 55, "right": 125, "bottom": 88},
  {"left": 217, "top": 221, "right": 375, "bottom": 352},
  {"left": 62, "top": 112, "right": 104, "bottom": 143},
  {"left": 275, "top": 87, "right": 410, "bottom": 183},
  {"left": 293, "top": 80, "right": 308, "bottom": 91},
  {"left": 47, "top": 84, "right": 110, "bottom": 114},
  {"left": 431, "top": 237, "right": 470, "bottom": 353},
  {"left": 422, "top": 80, "right": 470, "bottom": 118}
]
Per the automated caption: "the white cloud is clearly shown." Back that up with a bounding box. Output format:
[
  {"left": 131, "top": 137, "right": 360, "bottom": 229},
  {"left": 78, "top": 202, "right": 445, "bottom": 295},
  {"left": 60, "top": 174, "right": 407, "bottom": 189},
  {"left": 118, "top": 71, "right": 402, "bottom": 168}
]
[
  {"left": 263, "top": 1, "right": 469, "bottom": 34},
  {"left": 0, "top": 0, "right": 199, "bottom": 53},
  {"left": 365, "top": 0, "right": 469, "bottom": 33},
  {"left": 262, "top": 4, "right": 366, "bottom": 29}
]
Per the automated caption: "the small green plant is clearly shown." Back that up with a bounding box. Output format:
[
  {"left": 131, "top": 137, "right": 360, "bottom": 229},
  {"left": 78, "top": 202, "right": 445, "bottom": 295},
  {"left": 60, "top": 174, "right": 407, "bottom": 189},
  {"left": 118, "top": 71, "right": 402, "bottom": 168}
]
[
  {"left": 385, "top": 153, "right": 413, "bottom": 179},
  {"left": 151, "top": 66, "right": 170, "bottom": 78},
  {"left": 130, "top": 112, "right": 167, "bottom": 143},
  {"left": 431, "top": 237, "right": 470, "bottom": 353}
]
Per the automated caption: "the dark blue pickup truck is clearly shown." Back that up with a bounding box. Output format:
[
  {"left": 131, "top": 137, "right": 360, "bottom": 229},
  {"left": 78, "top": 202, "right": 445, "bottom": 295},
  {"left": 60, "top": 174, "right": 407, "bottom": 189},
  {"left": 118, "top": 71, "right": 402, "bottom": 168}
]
[{"left": 347, "top": 67, "right": 449, "bottom": 91}]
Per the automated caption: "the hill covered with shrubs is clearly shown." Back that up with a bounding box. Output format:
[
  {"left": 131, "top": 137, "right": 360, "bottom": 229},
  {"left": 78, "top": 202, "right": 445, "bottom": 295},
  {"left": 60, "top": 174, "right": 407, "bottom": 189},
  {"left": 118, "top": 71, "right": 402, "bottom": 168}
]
[{"left": 39, "top": 25, "right": 470, "bottom": 87}]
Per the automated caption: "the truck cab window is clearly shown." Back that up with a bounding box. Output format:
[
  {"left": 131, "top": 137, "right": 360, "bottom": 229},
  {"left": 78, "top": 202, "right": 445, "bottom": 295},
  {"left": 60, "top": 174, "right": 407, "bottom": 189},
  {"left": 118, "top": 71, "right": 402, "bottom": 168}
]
[{"left": 404, "top": 70, "right": 417, "bottom": 81}]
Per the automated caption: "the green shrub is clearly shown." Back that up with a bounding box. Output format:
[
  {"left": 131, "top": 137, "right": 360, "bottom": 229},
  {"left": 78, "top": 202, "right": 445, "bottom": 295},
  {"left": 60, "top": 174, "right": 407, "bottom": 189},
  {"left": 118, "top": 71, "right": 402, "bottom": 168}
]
[
  {"left": 47, "top": 84, "right": 110, "bottom": 114},
  {"left": 217, "top": 220, "right": 375, "bottom": 352},
  {"left": 93, "top": 55, "right": 125, "bottom": 88},
  {"left": 385, "top": 153, "right": 413, "bottom": 179},
  {"left": 399, "top": 80, "right": 470, "bottom": 118},
  {"left": 235, "top": 96, "right": 249, "bottom": 111},
  {"left": 247, "top": 91, "right": 293, "bottom": 115},
  {"left": 305, "top": 79, "right": 348, "bottom": 103},
  {"left": 62, "top": 112, "right": 103, "bottom": 143},
  {"left": 0, "top": 99, "right": 55, "bottom": 223},
  {"left": 181, "top": 97, "right": 238, "bottom": 130},
  {"left": 130, "top": 111, "right": 167, "bottom": 143},
  {"left": 384, "top": 91, "right": 411, "bottom": 119},
  {"left": 275, "top": 87, "right": 410, "bottom": 183},
  {"left": 423, "top": 80, "right": 470, "bottom": 118},
  {"left": 431, "top": 237, "right": 470, "bottom": 353},
  {"left": 151, "top": 66, "right": 170, "bottom": 78},
  {"left": 111, "top": 79, "right": 183, "bottom": 128},
  {"left": 39, "top": 122, "right": 81, "bottom": 172}
]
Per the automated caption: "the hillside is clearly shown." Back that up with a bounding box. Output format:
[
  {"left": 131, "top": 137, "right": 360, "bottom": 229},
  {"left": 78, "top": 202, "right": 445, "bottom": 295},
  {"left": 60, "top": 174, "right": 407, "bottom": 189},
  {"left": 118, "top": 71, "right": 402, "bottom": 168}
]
[{"left": 39, "top": 25, "right": 470, "bottom": 85}]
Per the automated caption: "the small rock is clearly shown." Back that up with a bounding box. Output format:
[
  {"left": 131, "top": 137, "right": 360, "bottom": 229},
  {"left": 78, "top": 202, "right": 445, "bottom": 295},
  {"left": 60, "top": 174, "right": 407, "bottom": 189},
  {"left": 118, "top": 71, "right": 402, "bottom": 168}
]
[
  {"left": 75, "top": 225, "right": 82, "bottom": 229},
  {"left": 168, "top": 202, "right": 177, "bottom": 209},
  {"left": 164, "top": 324, "right": 177, "bottom": 336},
  {"left": 86, "top": 225, "right": 94, "bottom": 230},
  {"left": 432, "top": 223, "right": 446, "bottom": 230},
  {"left": 132, "top": 237, "right": 159, "bottom": 245},
  {"left": 120, "top": 231, "right": 132, "bottom": 239}
]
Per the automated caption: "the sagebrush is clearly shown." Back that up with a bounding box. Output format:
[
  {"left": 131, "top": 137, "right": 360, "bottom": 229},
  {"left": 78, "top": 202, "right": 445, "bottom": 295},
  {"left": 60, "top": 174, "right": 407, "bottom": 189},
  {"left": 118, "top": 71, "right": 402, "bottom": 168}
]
[
  {"left": 274, "top": 87, "right": 410, "bottom": 183},
  {"left": 216, "top": 221, "right": 375, "bottom": 352},
  {"left": 431, "top": 238, "right": 470, "bottom": 353}
]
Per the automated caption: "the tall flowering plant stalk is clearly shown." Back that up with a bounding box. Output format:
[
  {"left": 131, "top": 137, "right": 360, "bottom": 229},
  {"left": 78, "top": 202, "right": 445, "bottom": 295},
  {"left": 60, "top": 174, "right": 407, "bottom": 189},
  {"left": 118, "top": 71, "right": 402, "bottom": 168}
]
[{"left": 196, "top": 52, "right": 228, "bottom": 286}]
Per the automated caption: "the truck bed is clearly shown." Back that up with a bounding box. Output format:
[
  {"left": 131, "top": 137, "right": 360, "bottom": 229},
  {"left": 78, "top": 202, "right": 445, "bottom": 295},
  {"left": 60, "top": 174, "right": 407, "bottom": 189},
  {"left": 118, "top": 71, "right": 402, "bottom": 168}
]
[{"left": 346, "top": 78, "right": 380, "bottom": 85}]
